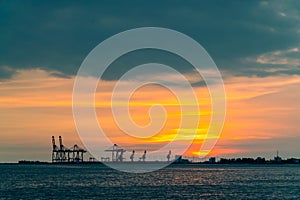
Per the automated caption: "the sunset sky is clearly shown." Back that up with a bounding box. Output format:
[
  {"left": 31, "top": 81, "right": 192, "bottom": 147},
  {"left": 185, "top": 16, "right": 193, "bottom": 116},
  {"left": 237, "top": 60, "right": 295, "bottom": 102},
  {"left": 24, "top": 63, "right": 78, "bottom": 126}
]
[{"left": 1, "top": 1, "right": 300, "bottom": 162}]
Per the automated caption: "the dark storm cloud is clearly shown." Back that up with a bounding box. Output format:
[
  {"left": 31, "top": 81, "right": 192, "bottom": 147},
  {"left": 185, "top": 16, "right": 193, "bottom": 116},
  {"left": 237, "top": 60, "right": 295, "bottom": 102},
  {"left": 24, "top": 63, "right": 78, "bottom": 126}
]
[{"left": 0, "top": 0, "right": 300, "bottom": 80}]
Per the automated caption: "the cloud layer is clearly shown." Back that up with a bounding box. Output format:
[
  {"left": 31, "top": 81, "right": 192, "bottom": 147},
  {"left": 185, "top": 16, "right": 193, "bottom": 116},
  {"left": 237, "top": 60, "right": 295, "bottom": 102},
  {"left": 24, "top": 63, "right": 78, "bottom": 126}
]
[{"left": 1, "top": 0, "right": 300, "bottom": 79}]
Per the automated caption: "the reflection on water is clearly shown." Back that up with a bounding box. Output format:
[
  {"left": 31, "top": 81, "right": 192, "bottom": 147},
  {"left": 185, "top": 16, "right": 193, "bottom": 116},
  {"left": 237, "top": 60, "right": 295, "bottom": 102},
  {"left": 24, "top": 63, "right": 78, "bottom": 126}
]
[{"left": 0, "top": 164, "right": 300, "bottom": 199}]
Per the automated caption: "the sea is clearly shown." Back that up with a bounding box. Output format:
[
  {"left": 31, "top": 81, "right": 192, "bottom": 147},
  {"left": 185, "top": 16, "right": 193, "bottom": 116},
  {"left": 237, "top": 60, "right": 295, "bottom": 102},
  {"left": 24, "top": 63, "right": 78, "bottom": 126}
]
[{"left": 0, "top": 164, "right": 299, "bottom": 199}]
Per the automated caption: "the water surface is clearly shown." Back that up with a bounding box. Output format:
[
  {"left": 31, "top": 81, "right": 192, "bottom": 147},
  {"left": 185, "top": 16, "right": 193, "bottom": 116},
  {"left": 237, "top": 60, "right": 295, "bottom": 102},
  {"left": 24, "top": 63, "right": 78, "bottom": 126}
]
[{"left": 0, "top": 164, "right": 299, "bottom": 199}]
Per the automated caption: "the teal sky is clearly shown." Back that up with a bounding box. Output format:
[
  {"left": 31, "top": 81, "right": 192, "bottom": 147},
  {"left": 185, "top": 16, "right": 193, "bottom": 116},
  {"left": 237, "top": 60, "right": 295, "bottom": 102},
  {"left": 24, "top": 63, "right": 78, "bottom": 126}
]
[{"left": 1, "top": 0, "right": 300, "bottom": 79}]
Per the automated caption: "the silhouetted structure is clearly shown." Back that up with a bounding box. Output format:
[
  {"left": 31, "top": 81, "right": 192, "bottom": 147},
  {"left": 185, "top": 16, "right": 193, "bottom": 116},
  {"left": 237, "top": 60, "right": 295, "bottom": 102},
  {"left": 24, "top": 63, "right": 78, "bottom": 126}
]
[
  {"left": 255, "top": 157, "right": 266, "bottom": 164},
  {"left": 71, "top": 144, "right": 86, "bottom": 162},
  {"left": 209, "top": 157, "right": 216, "bottom": 164},
  {"left": 101, "top": 157, "right": 110, "bottom": 162},
  {"left": 51, "top": 136, "right": 86, "bottom": 163},
  {"left": 140, "top": 150, "right": 147, "bottom": 162},
  {"left": 286, "top": 158, "right": 300, "bottom": 164},
  {"left": 273, "top": 150, "right": 282, "bottom": 163},
  {"left": 105, "top": 144, "right": 126, "bottom": 162},
  {"left": 167, "top": 150, "right": 171, "bottom": 162},
  {"left": 51, "top": 136, "right": 59, "bottom": 162},
  {"left": 130, "top": 150, "right": 135, "bottom": 162},
  {"left": 174, "top": 155, "right": 190, "bottom": 164},
  {"left": 89, "top": 157, "right": 96, "bottom": 162}
]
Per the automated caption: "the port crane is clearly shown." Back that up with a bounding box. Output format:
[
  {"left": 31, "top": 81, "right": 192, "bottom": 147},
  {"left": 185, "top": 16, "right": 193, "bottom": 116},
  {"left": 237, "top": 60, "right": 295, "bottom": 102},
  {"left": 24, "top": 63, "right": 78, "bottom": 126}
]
[
  {"left": 51, "top": 136, "right": 86, "bottom": 163},
  {"left": 105, "top": 144, "right": 126, "bottom": 162}
]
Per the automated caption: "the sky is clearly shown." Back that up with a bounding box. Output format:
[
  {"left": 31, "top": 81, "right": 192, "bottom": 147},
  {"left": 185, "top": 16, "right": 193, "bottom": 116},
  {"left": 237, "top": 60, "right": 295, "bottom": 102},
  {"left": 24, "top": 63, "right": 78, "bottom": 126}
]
[{"left": 1, "top": 0, "right": 300, "bottom": 162}]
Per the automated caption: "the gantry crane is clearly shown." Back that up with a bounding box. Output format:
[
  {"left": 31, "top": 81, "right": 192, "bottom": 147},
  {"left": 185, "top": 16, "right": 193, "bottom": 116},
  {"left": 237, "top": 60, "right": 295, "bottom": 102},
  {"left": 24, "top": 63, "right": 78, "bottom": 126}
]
[{"left": 105, "top": 144, "right": 126, "bottom": 162}]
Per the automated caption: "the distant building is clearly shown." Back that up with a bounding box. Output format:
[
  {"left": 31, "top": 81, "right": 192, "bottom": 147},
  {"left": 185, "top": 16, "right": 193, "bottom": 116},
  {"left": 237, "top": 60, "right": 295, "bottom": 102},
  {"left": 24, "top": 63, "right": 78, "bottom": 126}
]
[
  {"left": 209, "top": 157, "right": 216, "bottom": 164},
  {"left": 286, "top": 158, "right": 300, "bottom": 164},
  {"left": 255, "top": 157, "right": 266, "bottom": 164}
]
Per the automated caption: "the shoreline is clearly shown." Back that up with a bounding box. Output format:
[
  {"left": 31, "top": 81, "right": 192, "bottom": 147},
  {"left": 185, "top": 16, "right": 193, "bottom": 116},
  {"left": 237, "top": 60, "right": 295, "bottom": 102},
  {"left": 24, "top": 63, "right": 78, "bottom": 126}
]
[{"left": 0, "top": 161, "right": 299, "bottom": 165}]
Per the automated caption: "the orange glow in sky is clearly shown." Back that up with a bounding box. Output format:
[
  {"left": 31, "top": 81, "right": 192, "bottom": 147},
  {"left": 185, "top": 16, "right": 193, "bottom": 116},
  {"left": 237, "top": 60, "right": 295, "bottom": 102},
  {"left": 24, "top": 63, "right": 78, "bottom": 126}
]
[{"left": 1, "top": 69, "right": 300, "bottom": 162}]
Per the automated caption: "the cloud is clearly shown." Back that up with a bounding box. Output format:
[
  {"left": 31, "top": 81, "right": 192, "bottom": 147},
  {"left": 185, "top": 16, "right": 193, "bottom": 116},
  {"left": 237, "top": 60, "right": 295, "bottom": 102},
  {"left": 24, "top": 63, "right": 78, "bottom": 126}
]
[
  {"left": 238, "top": 47, "right": 300, "bottom": 77},
  {"left": 0, "top": 66, "right": 15, "bottom": 80},
  {"left": 1, "top": 1, "right": 300, "bottom": 80},
  {"left": 257, "top": 48, "right": 300, "bottom": 66},
  {"left": 255, "top": 48, "right": 300, "bottom": 76}
]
